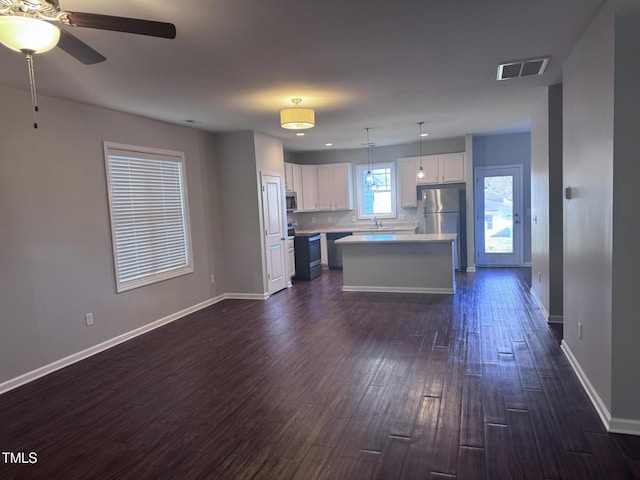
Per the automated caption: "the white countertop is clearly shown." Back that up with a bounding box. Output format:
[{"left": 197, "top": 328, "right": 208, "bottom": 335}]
[
  {"left": 296, "top": 223, "right": 418, "bottom": 235},
  {"left": 335, "top": 233, "right": 457, "bottom": 244}
]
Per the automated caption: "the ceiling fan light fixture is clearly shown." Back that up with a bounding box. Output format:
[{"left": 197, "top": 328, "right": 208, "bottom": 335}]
[
  {"left": 0, "top": 16, "right": 60, "bottom": 54},
  {"left": 280, "top": 98, "right": 315, "bottom": 130}
]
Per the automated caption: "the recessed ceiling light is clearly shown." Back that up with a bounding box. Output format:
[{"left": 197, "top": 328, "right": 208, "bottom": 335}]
[
  {"left": 325, "top": 143, "right": 333, "bottom": 146},
  {"left": 296, "top": 132, "right": 305, "bottom": 136}
]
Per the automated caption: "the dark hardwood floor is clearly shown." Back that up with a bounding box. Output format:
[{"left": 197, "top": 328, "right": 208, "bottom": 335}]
[{"left": 1, "top": 268, "right": 639, "bottom": 479}]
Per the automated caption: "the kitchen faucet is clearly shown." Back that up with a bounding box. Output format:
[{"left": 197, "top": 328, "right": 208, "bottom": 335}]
[{"left": 372, "top": 217, "right": 381, "bottom": 229}]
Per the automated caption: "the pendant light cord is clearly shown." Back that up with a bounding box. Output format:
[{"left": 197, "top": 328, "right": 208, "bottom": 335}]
[
  {"left": 23, "top": 50, "right": 39, "bottom": 129},
  {"left": 418, "top": 122, "right": 424, "bottom": 167}
]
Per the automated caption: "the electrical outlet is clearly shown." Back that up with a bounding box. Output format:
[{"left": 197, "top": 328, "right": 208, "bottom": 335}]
[
  {"left": 578, "top": 321, "right": 583, "bottom": 340},
  {"left": 85, "top": 313, "right": 94, "bottom": 327},
  {"left": 311, "top": 217, "right": 316, "bottom": 224},
  {"left": 328, "top": 217, "right": 332, "bottom": 223},
  {"left": 210, "top": 274, "right": 215, "bottom": 284}
]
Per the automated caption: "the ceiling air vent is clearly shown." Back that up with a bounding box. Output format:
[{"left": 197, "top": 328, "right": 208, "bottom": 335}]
[{"left": 497, "top": 57, "right": 550, "bottom": 80}]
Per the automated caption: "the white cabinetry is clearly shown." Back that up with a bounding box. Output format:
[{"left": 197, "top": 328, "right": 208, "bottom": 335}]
[
  {"left": 287, "top": 237, "right": 295, "bottom": 277},
  {"left": 284, "top": 162, "right": 303, "bottom": 194},
  {"left": 416, "top": 153, "right": 465, "bottom": 185},
  {"left": 438, "top": 153, "right": 465, "bottom": 184},
  {"left": 300, "top": 165, "right": 319, "bottom": 211},
  {"left": 317, "top": 163, "right": 353, "bottom": 211},
  {"left": 284, "top": 163, "right": 294, "bottom": 192},
  {"left": 320, "top": 233, "right": 328, "bottom": 266},
  {"left": 398, "top": 158, "right": 418, "bottom": 207},
  {"left": 399, "top": 153, "right": 466, "bottom": 199}
]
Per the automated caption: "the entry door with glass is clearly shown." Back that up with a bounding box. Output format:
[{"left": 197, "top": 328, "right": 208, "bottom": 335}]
[{"left": 474, "top": 165, "right": 523, "bottom": 266}]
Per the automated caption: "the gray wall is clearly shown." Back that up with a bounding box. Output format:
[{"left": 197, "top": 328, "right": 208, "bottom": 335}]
[
  {"left": 287, "top": 137, "right": 466, "bottom": 166},
  {"left": 611, "top": 0, "right": 640, "bottom": 421},
  {"left": 531, "top": 85, "right": 563, "bottom": 321},
  {"left": 472, "top": 132, "right": 532, "bottom": 264},
  {"left": 0, "top": 84, "right": 222, "bottom": 384},
  {"left": 563, "top": 0, "right": 614, "bottom": 413},
  {"left": 214, "top": 131, "right": 265, "bottom": 295}
]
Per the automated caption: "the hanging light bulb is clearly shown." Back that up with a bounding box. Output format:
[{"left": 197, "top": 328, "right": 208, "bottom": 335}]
[
  {"left": 364, "top": 128, "right": 373, "bottom": 185},
  {"left": 416, "top": 121, "right": 426, "bottom": 181}
]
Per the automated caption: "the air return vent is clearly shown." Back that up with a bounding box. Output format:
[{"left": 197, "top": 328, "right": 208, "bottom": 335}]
[{"left": 497, "top": 57, "right": 550, "bottom": 80}]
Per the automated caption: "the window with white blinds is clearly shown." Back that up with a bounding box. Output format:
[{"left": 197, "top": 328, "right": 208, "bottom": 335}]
[{"left": 104, "top": 142, "right": 193, "bottom": 293}]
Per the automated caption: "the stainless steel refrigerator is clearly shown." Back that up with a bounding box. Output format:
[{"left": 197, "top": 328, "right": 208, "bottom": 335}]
[{"left": 421, "top": 187, "right": 467, "bottom": 271}]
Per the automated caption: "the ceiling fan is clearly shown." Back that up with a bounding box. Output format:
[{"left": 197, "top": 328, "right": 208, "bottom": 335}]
[
  {"left": 0, "top": 0, "right": 176, "bottom": 64},
  {"left": 0, "top": 0, "right": 176, "bottom": 126}
]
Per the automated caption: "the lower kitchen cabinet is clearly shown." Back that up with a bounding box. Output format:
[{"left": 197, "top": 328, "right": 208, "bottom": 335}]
[{"left": 287, "top": 237, "right": 295, "bottom": 278}]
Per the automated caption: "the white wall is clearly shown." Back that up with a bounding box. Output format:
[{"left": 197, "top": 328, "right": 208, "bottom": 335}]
[
  {"left": 563, "top": 0, "right": 614, "bottom": 414},
  {"left": 531, "top": 85, "right": 563, "bottom": 321},
  {"left": 0, "top": 84, "right": 222, "bottom": 385}
]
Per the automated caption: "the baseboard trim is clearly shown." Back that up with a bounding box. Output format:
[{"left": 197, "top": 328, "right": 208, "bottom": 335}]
[
  {"left": 561, "top": 340, "right": 612, "bottom": 432},
  {"left": 0, "top": 294, "right": 229, "bottom": 396},
  {"left": 225, "top": 292, "right": 269, "bottom": 300},
  {"left": 609, "top": 417, "right": 640, "bottom": 436},
  {"left": 529, "top": 288, "right": 563, "bottom": 324},
  {"left": 342, "top": 285, "right": 455, "bottom": 295},
  {"left": 529, "top": 287, "right": 550, "bottom": 321},
  {"left": 466, "top": 266, "right": 477, "bottom": 273},
  {"left": 548, "top": 315, "right": 564, "bottom": 324}
]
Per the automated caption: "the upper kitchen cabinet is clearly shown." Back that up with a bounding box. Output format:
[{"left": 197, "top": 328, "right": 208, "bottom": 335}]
[
  {"left": 398, "top": 153, "right": 466, "bottom": 206},
  {"left": 317, "top": 163, "right": 353, "bottom": 211},
  {"left": 438, "top": 153, "right": 465, "bottom": 184},
  {"left": 412, "top": 152, "right": 465, "bottom": 185},
  {"left": 300, "top": 165, "right": 319, "bottom": 211},
  {"left": 284, "top": 162, "right": 302, "bottom": 193},
  {"left": 398, "top": 157, "right": 419, "bottom": 207}
]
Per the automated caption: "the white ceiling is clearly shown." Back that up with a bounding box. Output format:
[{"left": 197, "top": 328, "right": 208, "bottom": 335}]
[{"left": 0, "top": 0, "right": 605, "bottom": 151}]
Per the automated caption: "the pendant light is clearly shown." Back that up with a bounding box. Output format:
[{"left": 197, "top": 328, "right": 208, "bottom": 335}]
[
  {"left": 364, "top": 128, "right": 373, "bottom": 185},
  {"left": 416, "top": 121, "right": 426, "bottom": 181}
]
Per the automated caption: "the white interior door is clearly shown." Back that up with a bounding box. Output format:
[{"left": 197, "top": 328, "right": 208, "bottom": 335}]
[
  {"left": 474, "top": 165, "right": 523, "bottom": 266},
  {"left": 261, "top": 173, "right": 287, "bottom": 295}
]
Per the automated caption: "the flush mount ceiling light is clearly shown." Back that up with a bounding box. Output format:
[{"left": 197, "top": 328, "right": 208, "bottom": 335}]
[{"left": 280, "top": 98, "right": 315, "bottom": 130}]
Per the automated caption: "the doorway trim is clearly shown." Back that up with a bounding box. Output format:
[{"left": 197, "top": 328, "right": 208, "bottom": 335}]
[
  {"left": 474, "top": 164, "right": 523, "bottom": 267},
  {"left": 260, "top": 171, "right": 288, "bottom": 296}
]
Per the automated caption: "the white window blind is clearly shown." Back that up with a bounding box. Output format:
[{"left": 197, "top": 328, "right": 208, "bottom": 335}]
[{"left": 104, "top": 142, "right": 193, "bottom": 293}]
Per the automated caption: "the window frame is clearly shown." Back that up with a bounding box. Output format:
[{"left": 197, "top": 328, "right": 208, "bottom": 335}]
[
  {"left": 355, "top": 161, "right": 397, "bottom": 220},
  {"left": 103, "top": 142, "right": 194, "bottom": 293}
]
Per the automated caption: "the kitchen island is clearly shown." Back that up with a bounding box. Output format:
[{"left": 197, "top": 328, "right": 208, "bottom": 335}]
[{"left": 335, "top": 233, "right": 457, "bottom": 294}]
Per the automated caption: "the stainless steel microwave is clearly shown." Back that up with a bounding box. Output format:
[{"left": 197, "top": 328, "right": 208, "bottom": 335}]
[{"left": 286, "top": 192, "right": 297, "bottom": 211}]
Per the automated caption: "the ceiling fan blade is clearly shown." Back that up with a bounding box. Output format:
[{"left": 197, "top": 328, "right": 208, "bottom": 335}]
[
  {"left": 64, "top": 12, "right": 176, "bottom": 39},
  {"left": 57, "top": 28, "right": 107, "bottom": 65}
]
